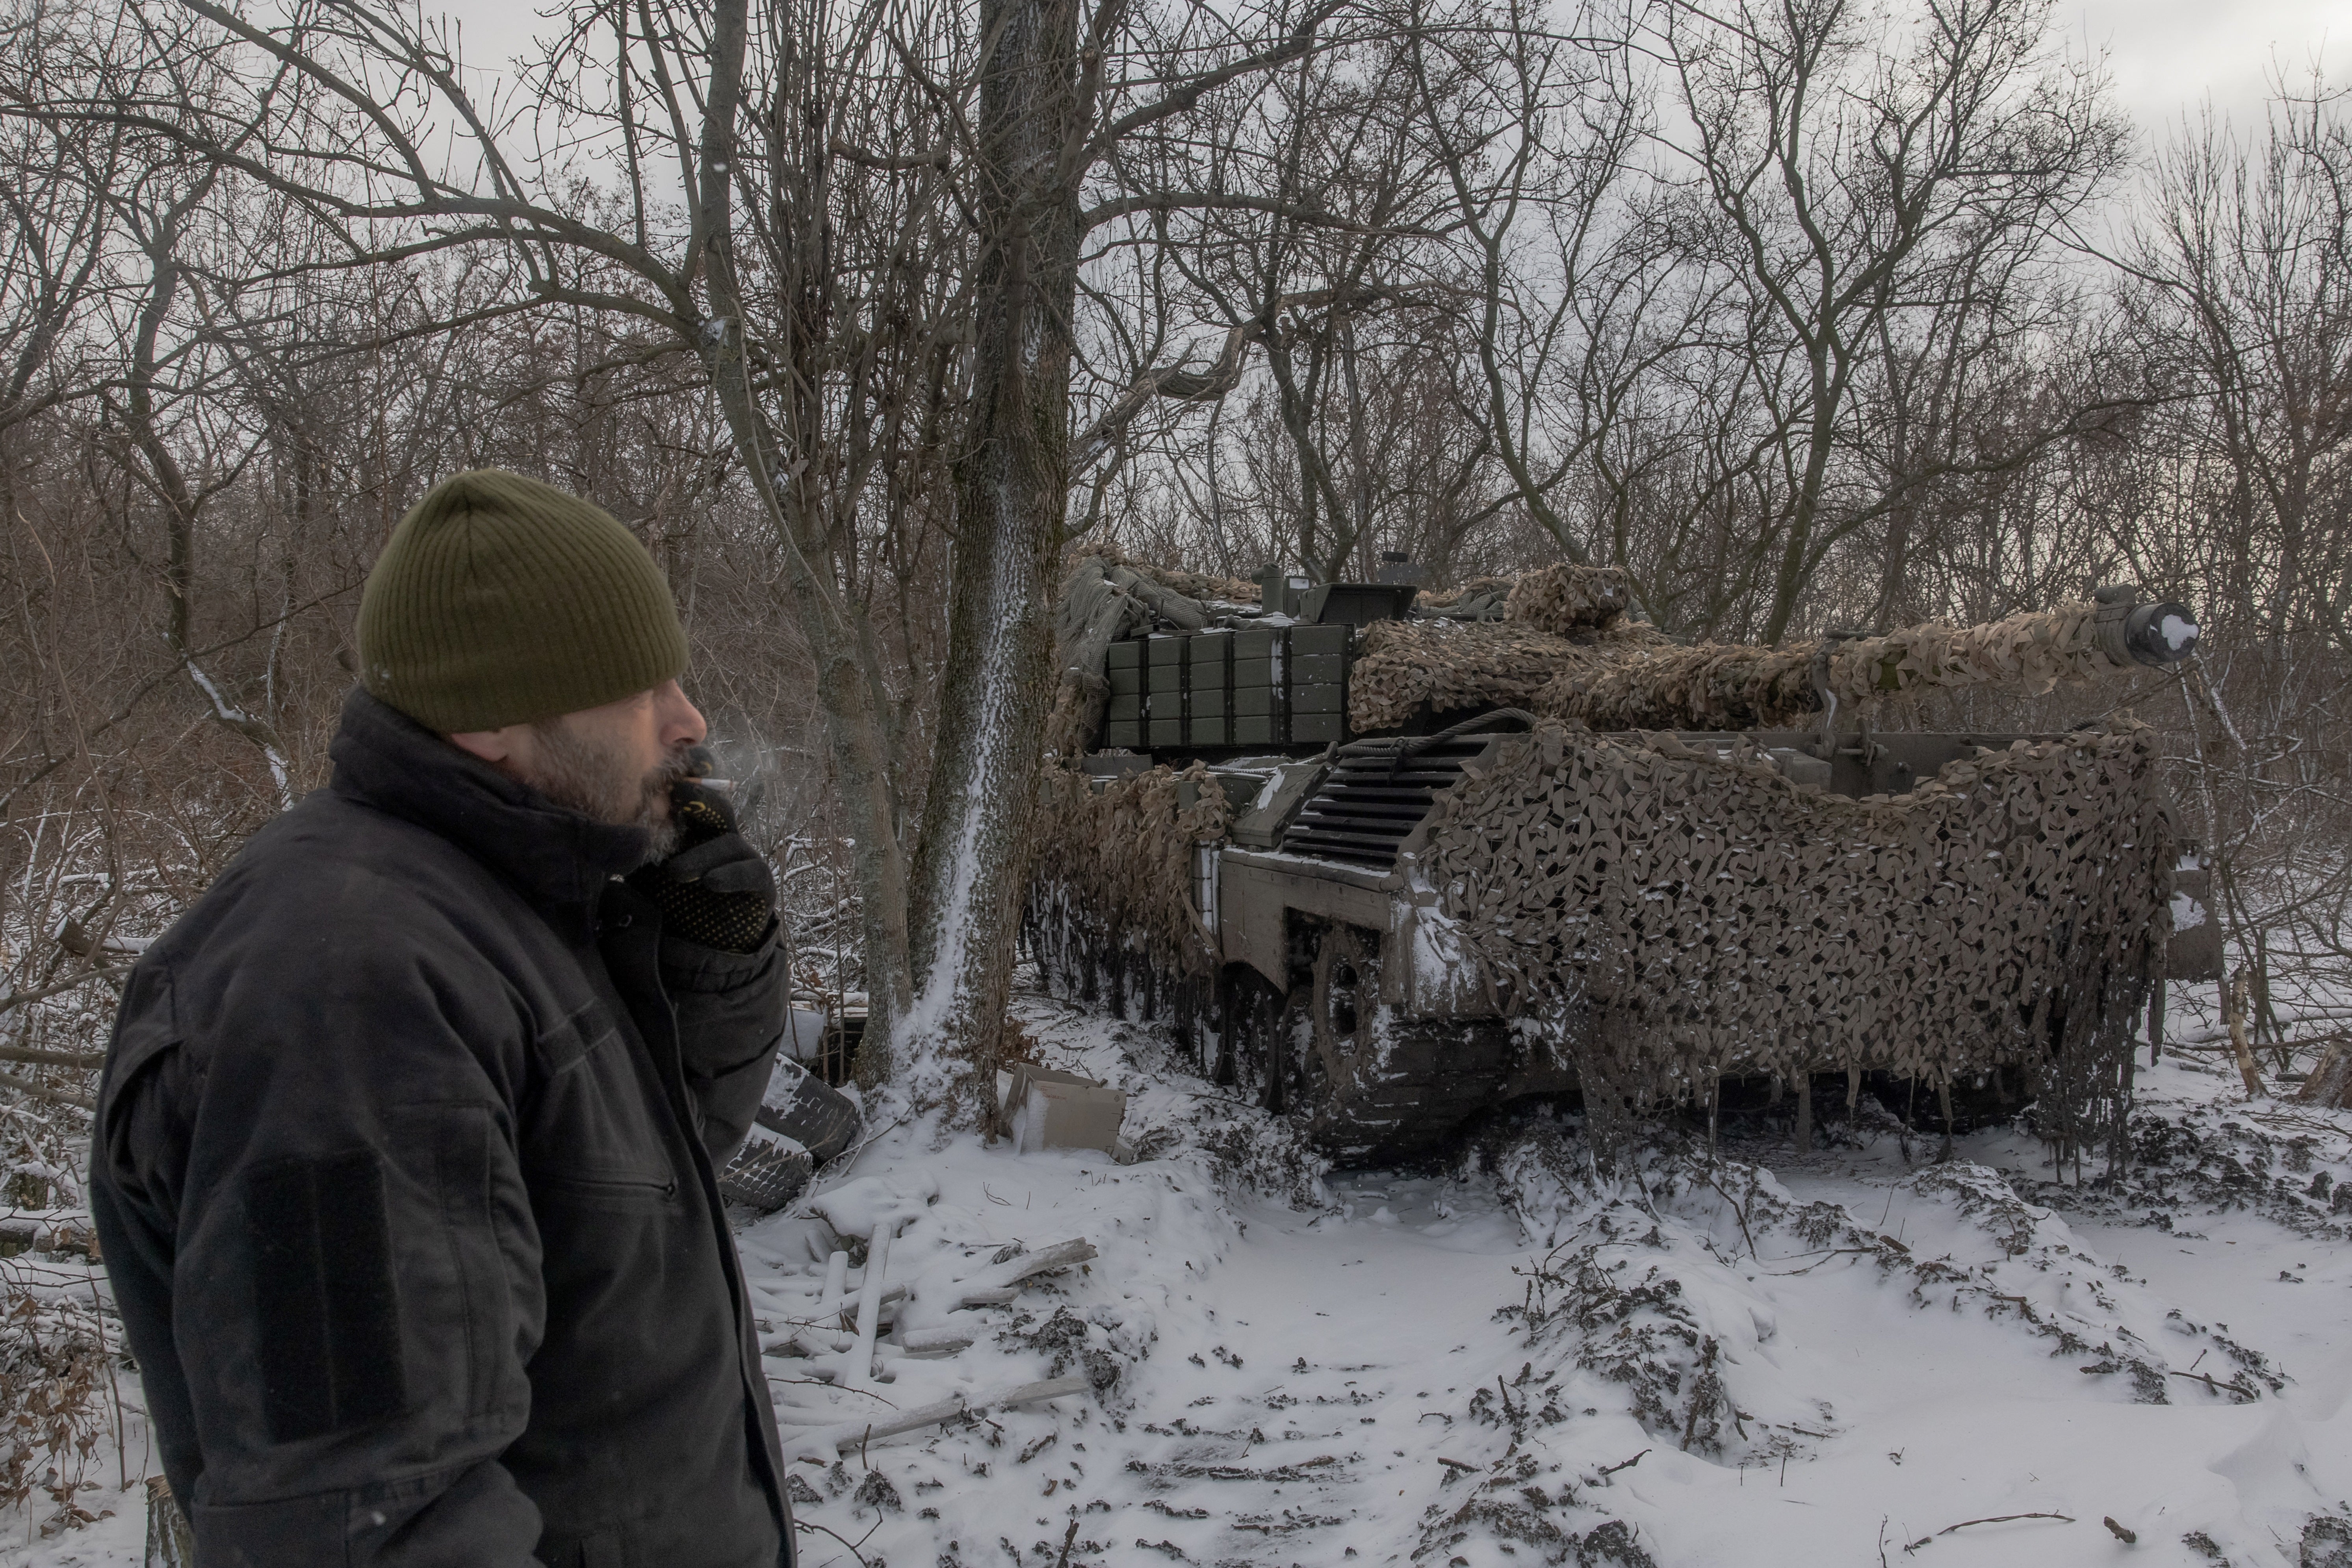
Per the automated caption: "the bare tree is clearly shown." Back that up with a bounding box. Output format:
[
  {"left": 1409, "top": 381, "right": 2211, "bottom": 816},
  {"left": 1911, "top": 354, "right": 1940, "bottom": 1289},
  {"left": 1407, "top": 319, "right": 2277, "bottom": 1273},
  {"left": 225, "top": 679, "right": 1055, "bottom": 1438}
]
[
  {"left": 2124, "top": 76, "right": 2352, "bottom": 649},
  {"left": 1406, "top": 0, "right": 1643, "bottom": 569},
  {"left": 23, "top": 0, "right": 1359, "bottom": 1107},
  {"left": 0, "top": 6, "right": 121, "bottom": 445},
  {"left": 1659, "top": 0, "right": 2128, "bottom": 640}
]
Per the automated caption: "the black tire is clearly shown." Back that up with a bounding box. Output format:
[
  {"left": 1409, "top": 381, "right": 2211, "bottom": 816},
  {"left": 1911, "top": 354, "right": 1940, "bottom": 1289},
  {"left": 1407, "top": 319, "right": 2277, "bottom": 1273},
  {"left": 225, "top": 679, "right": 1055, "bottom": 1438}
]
[{"left": 753, "top": 1057, "right": 861, "bottom": 1163}]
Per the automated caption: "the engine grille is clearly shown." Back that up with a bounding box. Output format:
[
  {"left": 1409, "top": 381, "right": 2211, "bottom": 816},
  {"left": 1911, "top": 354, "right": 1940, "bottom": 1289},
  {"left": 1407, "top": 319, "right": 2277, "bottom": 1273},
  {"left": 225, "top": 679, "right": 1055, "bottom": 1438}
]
[{"left": 1278, "top": 738, "right": 1490, "bottom": 868}]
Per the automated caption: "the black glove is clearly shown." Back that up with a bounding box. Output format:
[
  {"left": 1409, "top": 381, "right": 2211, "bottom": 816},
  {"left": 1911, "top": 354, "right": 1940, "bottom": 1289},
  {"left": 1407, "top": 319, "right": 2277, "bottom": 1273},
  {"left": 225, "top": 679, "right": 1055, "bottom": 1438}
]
[{"left": 635, "top": 781, "right": 776, "bottom": 953}]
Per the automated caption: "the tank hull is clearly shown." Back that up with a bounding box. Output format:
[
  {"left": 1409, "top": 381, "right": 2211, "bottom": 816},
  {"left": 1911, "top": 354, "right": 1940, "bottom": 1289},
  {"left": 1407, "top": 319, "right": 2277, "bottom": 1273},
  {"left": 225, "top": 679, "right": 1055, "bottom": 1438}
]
[{"left": 1030, "top": 722, "right": 2189, "bottom": 1167}]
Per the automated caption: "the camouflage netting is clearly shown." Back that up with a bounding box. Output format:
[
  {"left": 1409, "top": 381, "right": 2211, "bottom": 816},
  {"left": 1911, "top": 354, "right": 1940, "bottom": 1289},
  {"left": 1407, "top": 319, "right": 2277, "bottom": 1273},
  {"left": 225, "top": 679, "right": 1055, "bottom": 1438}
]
[
  {"left": 1830, "top": 601, "right": 2155, "bottom": 700},
  {"left": 1063, "top": 544, "right": 1259, "bottom": 605},
  {"left": 1043, "top": 667, "right": 1108, "bottom": 763},
  {"left": 1533, "top": 599, "right": 2155, "bottom": 733},
  {"left": 1353, "top": 576, "right": 2160, "bottom": 737},
  {"left": 1416, "top": 573, "right": 1515, "bottom": 605},
  {"left": 1501, "top": 562, "right": 1637, "bottom": 635},
  {"left": 1025, "top": 762, "right": 1236, "bottom": 1013},
  {"left": 1533, "top": 640, "right": 1822, "bottom": 731},
  {"left": 1411, "top": 719, "right": 2172, "bottom": 1167},
  {"left": 1350, "top": 616, "right": 1669, "bottom": 733},
  {"left": 1352, "top": 563, "right": 1680, "bottom": 732}
]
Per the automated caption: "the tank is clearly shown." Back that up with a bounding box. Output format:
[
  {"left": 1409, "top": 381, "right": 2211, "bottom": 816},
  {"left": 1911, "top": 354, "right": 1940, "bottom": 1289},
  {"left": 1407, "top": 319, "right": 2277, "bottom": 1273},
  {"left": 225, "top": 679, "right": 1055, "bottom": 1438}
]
[{"left": 1027, "top": 559, "right": 2203, "bottom": 1169}]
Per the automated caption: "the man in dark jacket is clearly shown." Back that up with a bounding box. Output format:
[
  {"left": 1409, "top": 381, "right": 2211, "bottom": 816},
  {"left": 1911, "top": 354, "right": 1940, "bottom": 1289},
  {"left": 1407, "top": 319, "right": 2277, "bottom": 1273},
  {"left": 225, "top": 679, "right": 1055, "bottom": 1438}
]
[{"left": 92, "top": 471, "right": 808, "bottom": 1566}]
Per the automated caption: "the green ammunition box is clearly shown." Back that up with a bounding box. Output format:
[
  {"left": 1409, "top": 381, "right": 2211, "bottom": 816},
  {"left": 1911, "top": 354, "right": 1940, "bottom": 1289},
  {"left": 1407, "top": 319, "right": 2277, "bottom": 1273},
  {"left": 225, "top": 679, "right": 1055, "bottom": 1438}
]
[
  {"left": 1290, "top": 683, "right": 1343, "bottom": 714},
  {"left": 1233, "top": 627, "right": 1281, "bottom": 659},
  {"left": 1146, "top": 690, "right": 1184, "bottom": 719},
  {"left": 1106, "top": 694, "right": 1142, "bottom": 722},
  {"left": 1102, "top": 720, "right": 1142, "bottom": 748},
  {"left": 1233, "top": 658, "right": 1275, "bottom": 689},
  {"left": 1149, "top": 719, "right": 1185, "bottom": 746},
  {"left": 1231, "top": 716, "right": 1278, "bottom": 745},
  {"left": 1234, "top": 687, "right": 1276, "bottom": 716},
  {"left": 1290, "top": 624, "right": 1350, "bottom": 657},
  {"left": 1192, "top": 716, "right": 1231, "bottom": 746},
  {"left": 1190, "top": 689, "right": 1227, "bottom": 718},
  {"left": 1106, "top": 642, "right": 1141, "bottom": 671},
  {"left": 1290, "top": 711, "right": 1342, "bottom": 742},
  {"left": 1290, "top": 653, "right": 1345, "bottom": 684},
  {"left": 1189, "top": 632, "right": 1232, "bottom": 665},
  {"left": 1147, "top": 637, "right": 1184, "bottom": 665},
  {"left": 1109, "top": 666, "right": 1143, "bottom": 696}
]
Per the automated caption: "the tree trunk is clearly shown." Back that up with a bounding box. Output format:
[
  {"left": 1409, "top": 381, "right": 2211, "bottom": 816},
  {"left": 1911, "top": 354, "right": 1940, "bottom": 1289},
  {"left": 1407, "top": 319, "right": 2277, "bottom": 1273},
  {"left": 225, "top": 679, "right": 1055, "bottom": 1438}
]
[
  {"left": 691, "top": 0, "right": 919, "bottom": 1082},
  {"left": 902, "top": 0, "right": 1083, "bottom": 1112}
]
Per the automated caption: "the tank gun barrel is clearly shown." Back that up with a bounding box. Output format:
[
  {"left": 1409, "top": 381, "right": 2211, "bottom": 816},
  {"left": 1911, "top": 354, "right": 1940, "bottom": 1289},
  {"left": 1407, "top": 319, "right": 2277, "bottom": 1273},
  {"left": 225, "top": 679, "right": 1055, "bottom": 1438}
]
[
  {"left": 1530, "top": 590, "right": 2200, "bottom": 733},
  {"left": 1829, "top": 590, "right": 2199, "bottom": 703}
]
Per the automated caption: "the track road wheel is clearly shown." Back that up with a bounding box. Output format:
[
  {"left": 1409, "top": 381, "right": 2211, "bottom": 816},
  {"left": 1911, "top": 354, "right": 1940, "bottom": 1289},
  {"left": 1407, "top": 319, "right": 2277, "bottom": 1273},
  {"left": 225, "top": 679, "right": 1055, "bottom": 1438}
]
[
  {"left": 1268, "top": 923, "right": 1371, "bottom": 1126},
  {"left": 1217, "top": 922, "right": 1378, "bottom": 1131},
  {"left": 1215, "top": 965, "right": 1283, "bottom": 1100}
]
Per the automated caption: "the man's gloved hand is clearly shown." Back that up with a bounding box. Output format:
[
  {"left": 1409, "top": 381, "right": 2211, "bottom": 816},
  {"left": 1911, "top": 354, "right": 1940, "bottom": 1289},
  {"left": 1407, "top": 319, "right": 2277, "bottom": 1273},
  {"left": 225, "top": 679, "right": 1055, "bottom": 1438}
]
[{"left": 635, "top": 780, "right": 776, "bottom": 953}]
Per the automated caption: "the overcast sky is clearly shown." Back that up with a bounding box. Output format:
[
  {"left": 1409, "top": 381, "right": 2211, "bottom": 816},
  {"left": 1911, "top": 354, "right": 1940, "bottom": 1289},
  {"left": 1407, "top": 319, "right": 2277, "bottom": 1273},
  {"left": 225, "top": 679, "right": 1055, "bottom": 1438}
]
[
  {"left": 2072, "top": 0, "right": 2343, "bottom": 143},
  {"left": 436, "top": 0, "right": 2344, "bottom": 151}
]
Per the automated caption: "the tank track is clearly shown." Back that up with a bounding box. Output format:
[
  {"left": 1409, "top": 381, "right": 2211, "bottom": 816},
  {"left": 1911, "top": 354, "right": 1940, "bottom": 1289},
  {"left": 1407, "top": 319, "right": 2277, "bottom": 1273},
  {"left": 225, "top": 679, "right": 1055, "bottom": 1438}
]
[{"left": 1027, "top": 906, "right": 1576, "bottom": 1164}]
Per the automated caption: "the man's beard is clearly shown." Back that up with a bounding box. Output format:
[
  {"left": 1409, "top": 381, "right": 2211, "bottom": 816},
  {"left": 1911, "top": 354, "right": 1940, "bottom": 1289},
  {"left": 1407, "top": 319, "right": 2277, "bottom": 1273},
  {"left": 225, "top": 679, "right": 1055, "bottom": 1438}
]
[{"left": 523, "top": 720, "right": 693, "bottom": 862}]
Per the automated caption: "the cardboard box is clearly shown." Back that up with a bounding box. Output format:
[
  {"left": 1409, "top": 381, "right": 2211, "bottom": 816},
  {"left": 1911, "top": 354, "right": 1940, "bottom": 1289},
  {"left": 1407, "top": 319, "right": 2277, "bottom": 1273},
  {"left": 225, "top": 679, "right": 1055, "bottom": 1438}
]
[{"left": 1001, "top": 1065, "right": 1130, "bottom": 1158}]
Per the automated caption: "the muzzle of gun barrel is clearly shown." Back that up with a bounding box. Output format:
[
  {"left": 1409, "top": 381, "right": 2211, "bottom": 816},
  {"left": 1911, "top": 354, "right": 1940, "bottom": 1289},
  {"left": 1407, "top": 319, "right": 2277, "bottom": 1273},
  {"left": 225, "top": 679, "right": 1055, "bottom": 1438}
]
[{"left": 2092, "top": 591, "right": 2200, "bottom": 668}]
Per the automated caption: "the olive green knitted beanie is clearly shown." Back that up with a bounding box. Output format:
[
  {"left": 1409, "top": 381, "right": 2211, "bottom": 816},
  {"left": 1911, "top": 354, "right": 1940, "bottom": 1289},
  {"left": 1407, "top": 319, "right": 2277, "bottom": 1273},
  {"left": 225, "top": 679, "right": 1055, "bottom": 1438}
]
[{"left": 356, "top": 470, "right": 689, "bottom": 732}]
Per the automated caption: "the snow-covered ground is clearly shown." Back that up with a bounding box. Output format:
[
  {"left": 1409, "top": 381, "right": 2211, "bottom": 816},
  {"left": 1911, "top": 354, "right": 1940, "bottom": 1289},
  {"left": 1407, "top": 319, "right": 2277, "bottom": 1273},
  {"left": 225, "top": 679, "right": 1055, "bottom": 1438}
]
[
  {"left": 759, "top": 990, "right": 2352, "bottom": 1568},
  {"left": 7, "top": 982, "right": 2348, "bottom": 1567}
]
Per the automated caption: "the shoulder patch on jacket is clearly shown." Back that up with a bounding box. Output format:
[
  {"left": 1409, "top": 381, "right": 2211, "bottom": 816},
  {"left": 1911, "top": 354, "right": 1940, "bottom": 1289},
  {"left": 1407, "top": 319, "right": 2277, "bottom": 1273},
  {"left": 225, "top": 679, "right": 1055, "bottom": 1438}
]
[
  {"left": 245, "top": 1150, "right": 408, "bottom": 1441},
  {"left": 536, "top": 997, "right": 625, "bottom": 1076}
]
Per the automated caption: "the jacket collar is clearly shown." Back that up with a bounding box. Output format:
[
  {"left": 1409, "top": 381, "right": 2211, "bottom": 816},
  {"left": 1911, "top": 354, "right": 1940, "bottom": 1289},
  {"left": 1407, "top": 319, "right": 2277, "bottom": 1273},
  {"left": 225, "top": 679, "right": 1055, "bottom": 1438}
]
[{"left": 328, "top": 687, "right": 652, "bottom": 926}]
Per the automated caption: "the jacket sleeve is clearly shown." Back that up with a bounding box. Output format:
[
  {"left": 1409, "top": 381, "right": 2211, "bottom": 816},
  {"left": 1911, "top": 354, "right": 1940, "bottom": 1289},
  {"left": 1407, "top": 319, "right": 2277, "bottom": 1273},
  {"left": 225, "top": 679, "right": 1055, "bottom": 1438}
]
[
  {"left": 93, "top": 928, "right": 547, "bottom": 1568},
  {"left": 659, "top": 927, "right": 789, "bottom": 1165}
]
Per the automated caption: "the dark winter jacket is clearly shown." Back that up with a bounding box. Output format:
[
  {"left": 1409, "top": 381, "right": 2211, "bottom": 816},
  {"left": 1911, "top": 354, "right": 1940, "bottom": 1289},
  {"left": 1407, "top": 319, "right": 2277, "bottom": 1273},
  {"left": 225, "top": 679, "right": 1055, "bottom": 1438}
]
[{"left": 91, "top": 688, "right": 794, "bottom": 1568}]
